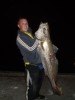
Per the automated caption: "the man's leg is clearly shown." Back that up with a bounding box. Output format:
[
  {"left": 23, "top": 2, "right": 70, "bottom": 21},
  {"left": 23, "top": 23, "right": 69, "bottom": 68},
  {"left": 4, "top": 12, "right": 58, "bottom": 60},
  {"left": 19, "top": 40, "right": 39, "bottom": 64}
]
[
  {"left": 35, "top": 65, "right": 45, "bottom": 99},
  {"left": 25, "top": 65, "right": 40, "bottom": 100}
]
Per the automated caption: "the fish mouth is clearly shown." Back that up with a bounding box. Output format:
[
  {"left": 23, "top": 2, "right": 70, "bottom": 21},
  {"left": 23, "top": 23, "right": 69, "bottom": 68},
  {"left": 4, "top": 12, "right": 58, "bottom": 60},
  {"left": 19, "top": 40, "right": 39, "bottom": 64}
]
[
  {"left": 36, "top": 35, "right": 48, "bottom": 41},
  {"left": 35, "top": 36, "right": 41, "bottom": 40},
  {"left": 35, "top": 33, "right": 41, "bottom": 40}
]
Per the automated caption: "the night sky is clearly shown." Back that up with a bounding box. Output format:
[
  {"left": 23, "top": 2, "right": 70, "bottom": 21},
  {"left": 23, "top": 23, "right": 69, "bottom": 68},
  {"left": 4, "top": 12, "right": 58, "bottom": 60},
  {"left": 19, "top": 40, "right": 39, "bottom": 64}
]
[{"left": 0, "top": 1, "right": 75, "bottom": 73}]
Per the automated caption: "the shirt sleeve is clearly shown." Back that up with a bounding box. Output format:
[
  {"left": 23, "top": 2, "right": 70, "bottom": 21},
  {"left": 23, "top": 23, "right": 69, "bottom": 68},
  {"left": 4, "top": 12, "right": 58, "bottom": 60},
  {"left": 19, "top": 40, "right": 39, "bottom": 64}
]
[{"left": 16, "top": 34, "right": 39, "bottom": 51}]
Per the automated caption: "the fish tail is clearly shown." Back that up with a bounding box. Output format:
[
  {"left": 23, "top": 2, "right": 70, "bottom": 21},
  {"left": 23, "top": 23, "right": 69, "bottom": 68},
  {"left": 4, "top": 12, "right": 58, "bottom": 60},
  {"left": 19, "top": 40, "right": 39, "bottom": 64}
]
[{"left": 52, "top": 85, "right": 63, "bottom": 96}]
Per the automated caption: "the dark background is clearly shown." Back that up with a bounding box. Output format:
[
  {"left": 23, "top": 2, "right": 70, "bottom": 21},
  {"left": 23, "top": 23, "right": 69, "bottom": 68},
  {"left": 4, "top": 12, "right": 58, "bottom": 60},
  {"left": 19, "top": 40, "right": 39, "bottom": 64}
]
[{"left": 0, "top": 0, "right": 75, "bottom": 73}]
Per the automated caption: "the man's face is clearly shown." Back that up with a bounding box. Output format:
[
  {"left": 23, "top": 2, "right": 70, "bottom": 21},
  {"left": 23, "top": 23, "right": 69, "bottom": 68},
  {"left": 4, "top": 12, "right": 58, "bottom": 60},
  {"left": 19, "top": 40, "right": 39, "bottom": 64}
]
[{"left": 18, "top": 19, "right": 28, "bottom": 32}]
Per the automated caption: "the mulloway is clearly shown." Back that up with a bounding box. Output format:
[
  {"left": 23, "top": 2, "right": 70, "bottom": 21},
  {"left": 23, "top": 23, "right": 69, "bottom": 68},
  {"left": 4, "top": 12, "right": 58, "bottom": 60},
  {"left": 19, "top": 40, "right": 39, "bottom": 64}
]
[{"left": 35, "top": 22, "right": 63, "bottom": 95}]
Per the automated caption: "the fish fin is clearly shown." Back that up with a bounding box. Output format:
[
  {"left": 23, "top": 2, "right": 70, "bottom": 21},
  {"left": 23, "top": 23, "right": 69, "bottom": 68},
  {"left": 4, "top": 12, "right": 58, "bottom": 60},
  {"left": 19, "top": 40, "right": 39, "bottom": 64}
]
[{"left": 41, "top": 42, "right": 45, "bottom": 51}]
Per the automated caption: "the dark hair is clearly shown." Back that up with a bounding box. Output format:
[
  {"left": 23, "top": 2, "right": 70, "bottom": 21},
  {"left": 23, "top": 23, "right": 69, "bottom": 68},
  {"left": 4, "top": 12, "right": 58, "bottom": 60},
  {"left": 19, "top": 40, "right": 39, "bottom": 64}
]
[{"left": 17, "top": 16, "right": 28, "bottom": 25}]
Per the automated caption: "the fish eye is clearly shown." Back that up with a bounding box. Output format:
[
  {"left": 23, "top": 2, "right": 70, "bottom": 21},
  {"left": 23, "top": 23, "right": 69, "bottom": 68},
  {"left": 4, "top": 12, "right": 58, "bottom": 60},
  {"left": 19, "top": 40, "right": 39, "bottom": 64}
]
[{"left": 43, "top": 28, "right": 46, "bottom": 34}]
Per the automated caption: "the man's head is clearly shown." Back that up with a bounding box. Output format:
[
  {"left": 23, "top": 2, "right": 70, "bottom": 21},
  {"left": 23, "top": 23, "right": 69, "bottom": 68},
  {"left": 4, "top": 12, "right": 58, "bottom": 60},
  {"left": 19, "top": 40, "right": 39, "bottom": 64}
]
[{"left": 17, "top": 18, "right": 29, "bottom": 32}]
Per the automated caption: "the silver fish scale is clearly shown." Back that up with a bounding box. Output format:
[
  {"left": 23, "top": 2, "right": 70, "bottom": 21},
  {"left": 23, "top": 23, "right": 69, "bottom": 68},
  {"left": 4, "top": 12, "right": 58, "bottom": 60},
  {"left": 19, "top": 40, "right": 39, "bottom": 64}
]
[{"left": 35, "top": 22, "right": 63, "bottom": 95}]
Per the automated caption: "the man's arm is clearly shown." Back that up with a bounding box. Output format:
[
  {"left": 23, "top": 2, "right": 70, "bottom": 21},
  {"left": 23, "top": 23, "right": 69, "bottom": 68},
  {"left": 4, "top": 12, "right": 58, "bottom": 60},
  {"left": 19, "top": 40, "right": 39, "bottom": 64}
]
[{"left": 16, "top": 34, "right": 39, "bottom": 51}]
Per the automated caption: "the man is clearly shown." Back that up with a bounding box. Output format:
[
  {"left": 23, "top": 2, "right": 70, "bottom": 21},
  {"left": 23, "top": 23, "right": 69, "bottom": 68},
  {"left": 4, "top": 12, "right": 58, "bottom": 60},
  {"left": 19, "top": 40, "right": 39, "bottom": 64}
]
[{"left": 16, "top": 17, "right": 45, "bottom": 100}]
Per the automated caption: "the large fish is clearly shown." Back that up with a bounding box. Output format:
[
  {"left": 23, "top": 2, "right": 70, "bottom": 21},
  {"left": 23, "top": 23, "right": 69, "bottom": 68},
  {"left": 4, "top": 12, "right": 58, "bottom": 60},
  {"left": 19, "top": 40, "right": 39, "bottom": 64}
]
[{"left": 35, "top": 22, "right": 63, "bottom": 95}]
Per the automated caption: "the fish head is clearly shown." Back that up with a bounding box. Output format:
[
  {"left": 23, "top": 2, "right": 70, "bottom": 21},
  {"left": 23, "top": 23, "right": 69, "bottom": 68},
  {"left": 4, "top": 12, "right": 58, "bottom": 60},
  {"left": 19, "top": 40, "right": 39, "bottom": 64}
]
[{"left": 35, "top": 22, "right": 50, "bottom": 40}]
